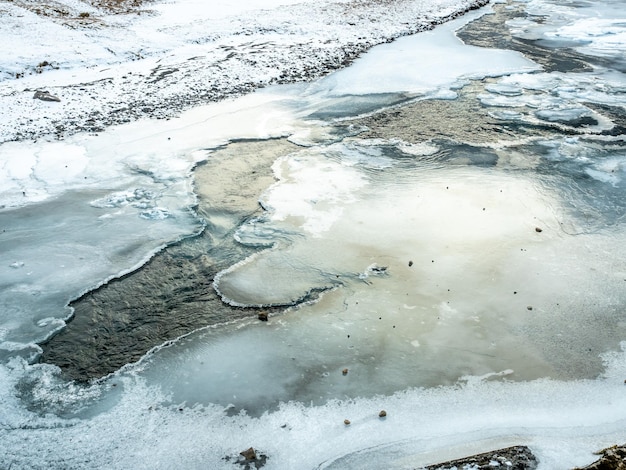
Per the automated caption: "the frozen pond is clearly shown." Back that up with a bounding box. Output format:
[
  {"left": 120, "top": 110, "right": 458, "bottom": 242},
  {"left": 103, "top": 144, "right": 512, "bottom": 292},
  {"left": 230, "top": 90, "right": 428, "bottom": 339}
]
[{"left": 1, "top": 0, "right": 626, "bottom": 469}]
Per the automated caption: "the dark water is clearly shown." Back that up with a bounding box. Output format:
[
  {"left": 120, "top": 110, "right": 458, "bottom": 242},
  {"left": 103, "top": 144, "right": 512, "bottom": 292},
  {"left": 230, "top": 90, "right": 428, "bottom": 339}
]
[{"left": 40, "top": 139, "right": 298, "bottom": 381}]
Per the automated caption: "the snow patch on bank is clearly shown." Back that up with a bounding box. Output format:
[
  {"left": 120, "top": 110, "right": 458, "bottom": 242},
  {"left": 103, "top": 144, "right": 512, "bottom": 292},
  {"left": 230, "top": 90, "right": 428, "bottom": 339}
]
[{"left": 0, "top": 0, "right": 489, "bottom": 142}]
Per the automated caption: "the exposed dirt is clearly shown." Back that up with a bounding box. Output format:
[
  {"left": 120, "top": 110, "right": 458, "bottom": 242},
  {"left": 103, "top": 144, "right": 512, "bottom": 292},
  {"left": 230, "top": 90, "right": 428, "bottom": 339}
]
[{"left": 10, "top": 0, "right": 153, "bottom": 19}]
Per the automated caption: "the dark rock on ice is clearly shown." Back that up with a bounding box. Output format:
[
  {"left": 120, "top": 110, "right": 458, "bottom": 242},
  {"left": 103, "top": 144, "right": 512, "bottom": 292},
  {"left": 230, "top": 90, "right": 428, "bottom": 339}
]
[
  {"left": 240, "top": 448, "right": 257, "bottom": 461},
  {"left": 424, "top": 445, "right": 538, "bottom": 469},
  {"left": 33, "top": 90, "right": 61, "bottom": 102},
  {"left": 575, "top": 444, "right": 626, "bottom": 470},
  {"left": 228, "top": 447, "right": 268, "bottom": 469}
]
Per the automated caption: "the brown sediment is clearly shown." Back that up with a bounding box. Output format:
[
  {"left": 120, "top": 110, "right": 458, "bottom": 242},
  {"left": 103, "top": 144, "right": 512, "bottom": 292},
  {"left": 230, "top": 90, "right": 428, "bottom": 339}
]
[
  {"left": 39, "top": 139, "right": 298, "bottom": 381},
  {"left": 354, "top": 81, "right": 516, "bottom": 145}
]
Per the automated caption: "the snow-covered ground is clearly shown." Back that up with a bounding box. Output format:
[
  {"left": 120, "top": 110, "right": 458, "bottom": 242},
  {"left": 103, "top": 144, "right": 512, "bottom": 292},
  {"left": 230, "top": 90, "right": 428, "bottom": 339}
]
[
  {"left": 1, "top": 0, "right": 626, "bottom": 469},
  {"left": 0, "top": 0, "right": 484, "bottom": 142}
]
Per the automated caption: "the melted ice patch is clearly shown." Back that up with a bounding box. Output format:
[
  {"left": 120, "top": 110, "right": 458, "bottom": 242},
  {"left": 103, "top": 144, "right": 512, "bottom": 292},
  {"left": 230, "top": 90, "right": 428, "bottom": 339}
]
[{"left": 212, "top": 138, "right": 626, "bottom": 398}]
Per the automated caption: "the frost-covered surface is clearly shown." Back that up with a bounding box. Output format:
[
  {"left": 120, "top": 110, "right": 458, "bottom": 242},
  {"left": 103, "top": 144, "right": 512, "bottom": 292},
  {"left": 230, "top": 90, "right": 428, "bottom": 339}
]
[
  {"left": 1, "top": 346, "right": 626, "bottom": 469},
  {"left": 1, "top": 0, "right": 626, "bottom": 468},
  {"left": 0, "top": 0, "right": 486, "bottom": 142}
]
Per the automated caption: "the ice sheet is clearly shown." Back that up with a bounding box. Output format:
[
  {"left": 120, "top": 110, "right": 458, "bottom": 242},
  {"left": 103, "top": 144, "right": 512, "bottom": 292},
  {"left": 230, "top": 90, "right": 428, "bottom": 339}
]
[
  {"left": 1, "top": 0, "right": 625, "bottom": 469},
  {"left": 312, "top": 10, "right": 539, "bottom": 96},
  {"left": 1, "top": 346, "right": 626, "bottom": 469}
]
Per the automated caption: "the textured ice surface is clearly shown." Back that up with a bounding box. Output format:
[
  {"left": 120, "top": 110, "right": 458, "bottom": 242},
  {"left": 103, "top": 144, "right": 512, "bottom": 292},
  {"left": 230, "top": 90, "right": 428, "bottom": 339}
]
[
  {"left": 1, "top": 0, "right": 626, "bottom": 468},
  {"left": 1, "top": 345, "right": 626, "bottom": 469},
  {"left": 517, "top": 0, "right": 626, "bottom": 63}
]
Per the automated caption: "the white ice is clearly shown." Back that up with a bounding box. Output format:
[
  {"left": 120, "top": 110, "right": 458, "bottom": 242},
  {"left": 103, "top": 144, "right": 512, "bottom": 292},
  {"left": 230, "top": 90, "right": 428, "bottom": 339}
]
[
  {"left": 1, "top": 0, "right": 626, "bottom": 469},
  {"left": 1, "top": 345, "right": 626, "bottom": 469},
  {"left": 516, "top": 0, "right": 626, "bottom": 62},
  {"left": 313, "top": 9, "right": 539, "bottom": 97}
]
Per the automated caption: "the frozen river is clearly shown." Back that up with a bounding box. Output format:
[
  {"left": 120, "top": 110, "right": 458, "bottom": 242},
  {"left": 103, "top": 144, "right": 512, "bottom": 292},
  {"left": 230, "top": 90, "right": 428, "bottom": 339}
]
[{"left": 1, "top": 0, "right": 626, "bottom": 468}]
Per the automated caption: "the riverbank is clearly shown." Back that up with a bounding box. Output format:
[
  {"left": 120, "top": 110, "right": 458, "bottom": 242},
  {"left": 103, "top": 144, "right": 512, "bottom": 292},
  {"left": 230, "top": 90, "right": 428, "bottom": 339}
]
[
  {"left": 2, "top": 0, "right": 626, "bottom": 468},
  {"left": 0, "top": 0, "right": 487, "bottom": 143}
]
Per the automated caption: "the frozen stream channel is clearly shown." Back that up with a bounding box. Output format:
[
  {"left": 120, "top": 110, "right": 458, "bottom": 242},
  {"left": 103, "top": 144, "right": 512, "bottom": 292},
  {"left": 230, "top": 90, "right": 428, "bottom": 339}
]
[{"left": 1, "top": 0, "right": 626, "bottom": 468}]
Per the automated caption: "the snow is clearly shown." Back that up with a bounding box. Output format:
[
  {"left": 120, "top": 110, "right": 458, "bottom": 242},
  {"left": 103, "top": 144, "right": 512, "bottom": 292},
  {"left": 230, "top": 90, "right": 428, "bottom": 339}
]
[
  {"left": 1, "top": 0, "right": 626, "bottom": 468},
  {"left": 0, "top": 0, "right": 488, "bottom": 142},
  {"left": 1, "top": 346, "right": 626, "bottom": 469}
]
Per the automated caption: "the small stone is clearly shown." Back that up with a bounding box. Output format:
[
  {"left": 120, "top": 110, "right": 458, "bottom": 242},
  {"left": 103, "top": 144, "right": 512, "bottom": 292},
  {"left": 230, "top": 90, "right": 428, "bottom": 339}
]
[
  {"left": 527, "top": 306, "right": 533, "bottom": 311},
  {"left": 240, "top": 447, "right": 257, "bottom": 461},
  {"left": 408, "top": 260, "right": 413, "bottom": 267},
  {"left": 33, "top": 90, "right": 61, "bottom": 102},
  {"left": 344, "top": 419, "right": 351, "bottom": 426},
  {"left": 535, "top": 227, "right": 543, "bottom": 233},
  {"left": 258, "top": 312, "right": 268, "bottom": 321},
  {"left": 379, "top": 410, "right": 387, "bottom": 418},
  {"left": 342, "top": 368, "right": 348, "bottom": 376}
]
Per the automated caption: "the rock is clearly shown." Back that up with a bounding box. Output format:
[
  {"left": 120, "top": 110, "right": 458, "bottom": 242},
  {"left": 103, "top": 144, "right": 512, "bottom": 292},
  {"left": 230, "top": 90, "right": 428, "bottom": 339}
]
[
  {"left": 408, "top": 260, "right": 414, "bottom": 267},
  {"left": 257, "top": 312, "right": 268, "bottom": 321},
  {"left": 527, "top": 306, "right": 533, "bottom": 311},
  {"left": 344, "top": 419, "right": 351, "bottom": 425},
  {"left": 33, "top": 90, "right": 61, "bottom": 102},
  {"left": 240, "top": 448, "right": 257, "bottom": 461},
  {"left": 342, "top": 368, "right": 349, "bottom": 376},
  {"left": 425, "top": 445, "right": 537, "bottom": 469},
  {"left": 575, "top": 444, "right": 626, "bottom": 470},
  {"left": 378, "top": 410, "right": 387, "bottom": 418},
  {"left": 535, "top": 227, "right": 543, "bottom": 233},
  {"left": 231, "top": 447, "right": 269, "bottom": 469}
]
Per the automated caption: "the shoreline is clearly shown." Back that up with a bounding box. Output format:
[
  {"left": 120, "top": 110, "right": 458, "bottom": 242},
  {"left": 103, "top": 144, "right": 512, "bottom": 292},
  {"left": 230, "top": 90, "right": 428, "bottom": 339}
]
[{"left": 0, "top": 0, "right": 488, "bottom": 143}]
